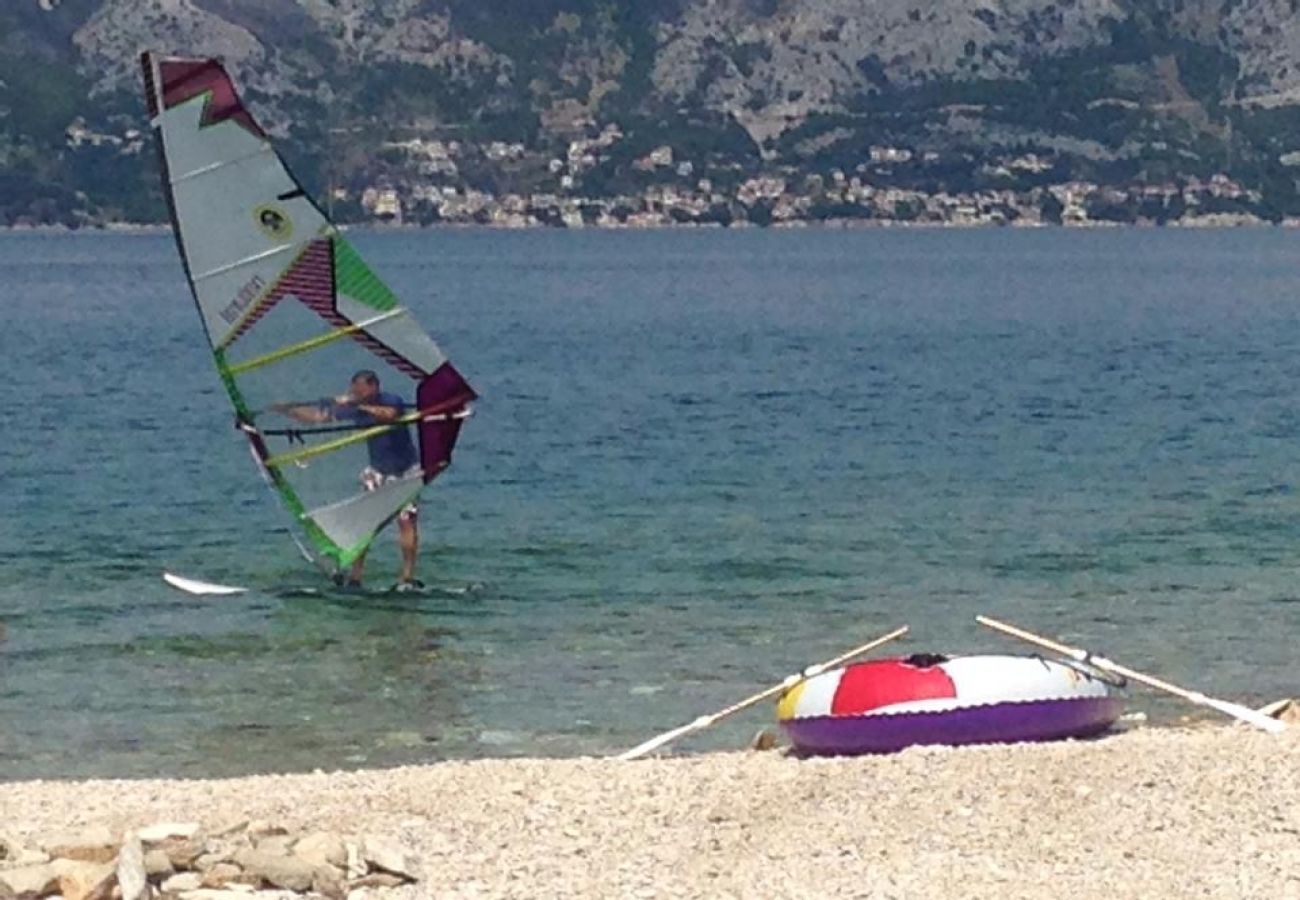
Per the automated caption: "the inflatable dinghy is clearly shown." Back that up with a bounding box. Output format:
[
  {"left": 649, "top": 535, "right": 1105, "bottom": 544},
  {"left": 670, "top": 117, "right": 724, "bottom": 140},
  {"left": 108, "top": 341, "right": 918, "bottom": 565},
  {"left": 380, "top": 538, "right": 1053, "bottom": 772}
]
[{"left": 777, "top": 653, "right": 1124, "bottom": 755}]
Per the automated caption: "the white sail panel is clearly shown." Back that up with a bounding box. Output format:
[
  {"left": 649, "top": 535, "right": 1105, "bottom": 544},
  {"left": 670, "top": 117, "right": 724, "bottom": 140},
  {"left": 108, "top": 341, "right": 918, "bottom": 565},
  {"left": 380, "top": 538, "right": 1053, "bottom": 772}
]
[{"left": 142, "top": 53, "right": 477, "bottom": 572}]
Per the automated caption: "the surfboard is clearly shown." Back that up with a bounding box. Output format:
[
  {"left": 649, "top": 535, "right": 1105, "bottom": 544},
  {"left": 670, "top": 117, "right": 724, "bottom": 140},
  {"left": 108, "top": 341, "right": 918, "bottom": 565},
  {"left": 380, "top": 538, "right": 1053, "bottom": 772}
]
[{"left": 162, "top": 571, "right": 249, "bottom": 596}]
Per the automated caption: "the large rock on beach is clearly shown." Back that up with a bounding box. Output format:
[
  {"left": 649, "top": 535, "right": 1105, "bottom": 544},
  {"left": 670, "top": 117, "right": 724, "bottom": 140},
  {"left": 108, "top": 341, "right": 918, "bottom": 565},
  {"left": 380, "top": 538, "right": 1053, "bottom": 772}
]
[
  {"left": 359, "top": 836, "right": 418, "bottom": 880},
  {"left": 291, "top": 833, "right": 345, "bottom": 870},
  {"left": 143, "top": 847, "right": 174, "bottom": 877},
  {"left": 41, "top": 828, "right": 118, "bottom": 864},
  {"left": 159, "top": 837, "right": 208, "bottom": 869},
  {"left": 0, "top": 863, "right": 58, "bottom": 898},
  {"left": 0, "top": 835, "right": 48, "bottom": 870},
  {"left": 252, "top": 835, "right": 293, "bottom": 857},
  {"left": 232, "top": 848, "right": 317, "bottom": 892},
  {"left": 310, "top": 866, "right": 346, "bottom": 900},
  {"left": 51, "top": 858, "right": 115, "bottom": 900}
]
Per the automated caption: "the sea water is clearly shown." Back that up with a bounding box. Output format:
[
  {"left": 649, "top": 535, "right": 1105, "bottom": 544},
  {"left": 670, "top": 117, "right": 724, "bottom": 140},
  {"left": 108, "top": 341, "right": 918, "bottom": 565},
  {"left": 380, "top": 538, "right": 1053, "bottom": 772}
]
[{"left": 1, "top": 227, "right": 1298, "bottom": 779}]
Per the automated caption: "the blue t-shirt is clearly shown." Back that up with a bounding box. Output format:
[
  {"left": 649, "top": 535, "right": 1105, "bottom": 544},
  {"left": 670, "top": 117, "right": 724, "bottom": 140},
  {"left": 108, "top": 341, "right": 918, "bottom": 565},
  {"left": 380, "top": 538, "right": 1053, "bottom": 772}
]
[{"left": 333, "top": 391, "right": 417, "bottom": 476}]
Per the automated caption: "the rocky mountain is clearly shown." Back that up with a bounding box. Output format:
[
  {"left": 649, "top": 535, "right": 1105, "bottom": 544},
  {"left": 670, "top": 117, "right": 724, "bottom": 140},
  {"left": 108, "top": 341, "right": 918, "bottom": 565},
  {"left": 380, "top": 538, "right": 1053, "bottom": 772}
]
[{"left": 4, "top": 0, "right": 1300, "bottom": 225}]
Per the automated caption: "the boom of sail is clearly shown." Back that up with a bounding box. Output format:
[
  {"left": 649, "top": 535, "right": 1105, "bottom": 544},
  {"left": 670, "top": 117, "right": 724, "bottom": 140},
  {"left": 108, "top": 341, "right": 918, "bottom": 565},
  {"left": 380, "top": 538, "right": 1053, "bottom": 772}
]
[{"left": 141, "top": 53, "right": 476, "bottom": 572}]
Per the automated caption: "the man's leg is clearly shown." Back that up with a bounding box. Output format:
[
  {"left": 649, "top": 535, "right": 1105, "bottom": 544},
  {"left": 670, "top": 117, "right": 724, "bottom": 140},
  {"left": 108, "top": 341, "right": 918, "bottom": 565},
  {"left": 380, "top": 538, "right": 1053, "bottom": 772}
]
[
  {"left": 348, "top": 550, "right": 367, "bottom": 587},
  {"left": 397, "top": 512, "right": 418, "bottom": 584}
]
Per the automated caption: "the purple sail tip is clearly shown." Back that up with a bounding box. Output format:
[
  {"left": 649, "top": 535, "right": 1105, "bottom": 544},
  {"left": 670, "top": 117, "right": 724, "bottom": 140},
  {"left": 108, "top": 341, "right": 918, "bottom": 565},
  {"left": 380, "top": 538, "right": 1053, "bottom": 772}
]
[{"left": 416, "top": 363, "right": 477, "bottom": 483}]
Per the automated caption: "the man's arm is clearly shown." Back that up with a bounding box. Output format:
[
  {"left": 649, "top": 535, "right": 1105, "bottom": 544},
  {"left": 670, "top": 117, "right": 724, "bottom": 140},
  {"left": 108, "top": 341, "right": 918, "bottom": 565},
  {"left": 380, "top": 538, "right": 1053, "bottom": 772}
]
[
  {"left": 270, "top": 402, "right": 333, "bottom": 424},
  {"left": 351, "top": 400, "right": 403, "bottom": 423}
]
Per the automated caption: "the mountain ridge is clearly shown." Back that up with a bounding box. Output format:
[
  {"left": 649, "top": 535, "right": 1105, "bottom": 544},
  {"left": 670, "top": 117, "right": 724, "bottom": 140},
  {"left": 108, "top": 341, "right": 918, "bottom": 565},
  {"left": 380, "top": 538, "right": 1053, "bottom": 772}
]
[{"left": 4, "top": 0, "right": 1300, "bottom": 225}]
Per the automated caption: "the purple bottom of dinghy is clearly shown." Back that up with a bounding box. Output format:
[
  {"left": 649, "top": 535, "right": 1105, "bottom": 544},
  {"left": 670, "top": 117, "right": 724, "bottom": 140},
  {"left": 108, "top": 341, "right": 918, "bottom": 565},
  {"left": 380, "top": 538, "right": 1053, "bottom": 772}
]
[{"left": 782, "top": 696, "right": 1124, "bottom": 756}]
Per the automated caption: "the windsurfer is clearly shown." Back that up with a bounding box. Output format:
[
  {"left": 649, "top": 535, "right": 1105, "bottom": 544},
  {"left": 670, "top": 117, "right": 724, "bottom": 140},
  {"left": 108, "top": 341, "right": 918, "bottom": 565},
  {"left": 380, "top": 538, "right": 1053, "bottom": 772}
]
[{"left": 273, "top": 370, "right": 422, "bottom": 591}]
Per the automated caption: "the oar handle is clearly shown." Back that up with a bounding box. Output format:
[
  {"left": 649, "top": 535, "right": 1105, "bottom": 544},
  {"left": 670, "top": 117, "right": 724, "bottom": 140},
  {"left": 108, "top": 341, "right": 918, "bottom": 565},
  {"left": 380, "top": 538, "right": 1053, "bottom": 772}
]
[
  {"left": 976, "top": 615, "right": 1085, "bottom": 661},
  {"left": 616, "top": 625, "right": 909, "bottom": 760}
]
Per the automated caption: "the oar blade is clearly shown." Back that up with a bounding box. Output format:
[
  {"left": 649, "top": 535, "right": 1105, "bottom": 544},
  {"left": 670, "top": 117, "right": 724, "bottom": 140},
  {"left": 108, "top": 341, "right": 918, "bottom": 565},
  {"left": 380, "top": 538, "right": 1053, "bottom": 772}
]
[{"left": 977, "top": 614, "right": 1288, "bottom": 735}]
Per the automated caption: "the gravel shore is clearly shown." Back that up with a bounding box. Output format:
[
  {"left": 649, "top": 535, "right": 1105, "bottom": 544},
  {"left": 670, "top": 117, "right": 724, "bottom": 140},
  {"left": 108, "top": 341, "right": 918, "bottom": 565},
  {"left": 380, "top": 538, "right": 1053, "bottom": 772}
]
[{"left": 2, "top": 726, "right": 1297, "bottom": 899}]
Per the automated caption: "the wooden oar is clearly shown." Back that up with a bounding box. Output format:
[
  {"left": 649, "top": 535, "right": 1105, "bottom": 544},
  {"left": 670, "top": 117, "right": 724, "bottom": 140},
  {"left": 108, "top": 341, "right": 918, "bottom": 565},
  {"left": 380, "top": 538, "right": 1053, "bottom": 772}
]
[
  {"left": 976, "top": 615, "right": 1286, "bottom": 734},
  {"left": 615, "top": 625, "right": 909, "bottom": 761}
]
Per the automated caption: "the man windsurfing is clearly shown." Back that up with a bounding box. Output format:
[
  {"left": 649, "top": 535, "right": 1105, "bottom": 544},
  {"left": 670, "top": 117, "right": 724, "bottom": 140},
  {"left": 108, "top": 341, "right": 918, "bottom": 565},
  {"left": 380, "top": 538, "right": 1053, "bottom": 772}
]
[{"left": 274, "top": 370, "right": 423, "bottom": 591}]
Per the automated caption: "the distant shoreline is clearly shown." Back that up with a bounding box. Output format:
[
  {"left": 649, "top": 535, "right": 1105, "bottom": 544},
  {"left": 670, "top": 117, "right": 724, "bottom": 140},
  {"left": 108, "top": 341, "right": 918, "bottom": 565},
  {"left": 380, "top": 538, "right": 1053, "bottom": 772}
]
[{"left": 3, "top": 216, "right": 1300, "bottom": 235}]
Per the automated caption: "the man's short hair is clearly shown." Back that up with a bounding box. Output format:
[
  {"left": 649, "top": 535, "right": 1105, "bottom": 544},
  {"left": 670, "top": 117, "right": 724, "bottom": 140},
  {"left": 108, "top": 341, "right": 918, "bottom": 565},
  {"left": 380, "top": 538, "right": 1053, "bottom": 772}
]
[{"left": 351, "top": 369, "right": 380, "bottom": 387}]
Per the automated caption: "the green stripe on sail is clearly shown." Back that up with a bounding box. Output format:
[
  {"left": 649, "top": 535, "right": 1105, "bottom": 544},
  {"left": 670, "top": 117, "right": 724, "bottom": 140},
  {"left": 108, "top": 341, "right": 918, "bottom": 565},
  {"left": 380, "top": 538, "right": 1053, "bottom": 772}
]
[
  {"left": 226, "top": 309, "right": 406, "bottom": 376},
  {"left": 213, "top": 348, "right": 346, "bottom": 566},
  {"left": 333, "top": 237, "right": 399, "bottom": 312}
]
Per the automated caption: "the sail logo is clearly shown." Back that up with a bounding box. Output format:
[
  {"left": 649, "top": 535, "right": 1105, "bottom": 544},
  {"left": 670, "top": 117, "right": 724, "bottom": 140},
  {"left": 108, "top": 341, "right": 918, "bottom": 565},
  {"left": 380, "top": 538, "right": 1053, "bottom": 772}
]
[
  {"left": 221, "top": 275, "right": 266, "bottom": 324},
  {"left": 254, "top": 204, "right": 293, "bottom": 241}
]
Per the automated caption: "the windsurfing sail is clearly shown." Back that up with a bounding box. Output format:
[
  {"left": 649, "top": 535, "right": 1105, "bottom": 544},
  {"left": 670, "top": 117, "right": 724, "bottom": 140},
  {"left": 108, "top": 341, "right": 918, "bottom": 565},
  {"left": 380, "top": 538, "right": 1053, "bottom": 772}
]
[{"left": 141, "top": 53, "right": 476, "bottom": 573}]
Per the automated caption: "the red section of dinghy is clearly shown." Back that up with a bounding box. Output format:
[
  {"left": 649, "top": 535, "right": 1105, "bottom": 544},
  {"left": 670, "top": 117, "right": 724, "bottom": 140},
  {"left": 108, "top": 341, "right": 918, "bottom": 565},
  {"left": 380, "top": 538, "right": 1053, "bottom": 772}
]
[{"left": 831, "top": 658, "right": 957, "bottom": 715}]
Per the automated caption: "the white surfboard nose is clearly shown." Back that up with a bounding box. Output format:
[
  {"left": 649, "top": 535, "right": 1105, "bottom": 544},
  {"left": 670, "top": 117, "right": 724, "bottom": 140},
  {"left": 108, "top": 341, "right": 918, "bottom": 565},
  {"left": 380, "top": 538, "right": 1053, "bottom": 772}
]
[{"left": 162, "top": 571, "right": 248, "bottom": 596}]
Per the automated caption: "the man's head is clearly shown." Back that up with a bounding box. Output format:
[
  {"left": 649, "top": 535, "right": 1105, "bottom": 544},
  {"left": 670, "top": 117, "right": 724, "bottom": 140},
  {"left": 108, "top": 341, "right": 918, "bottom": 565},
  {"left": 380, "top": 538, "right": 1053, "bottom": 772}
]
[{"left": 349, "top": 369, "right": 380, "bottom": 402}]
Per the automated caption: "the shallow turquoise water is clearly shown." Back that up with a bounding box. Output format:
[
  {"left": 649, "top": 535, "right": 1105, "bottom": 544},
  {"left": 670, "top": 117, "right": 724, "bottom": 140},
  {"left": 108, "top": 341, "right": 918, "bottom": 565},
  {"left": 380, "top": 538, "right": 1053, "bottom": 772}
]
[{"left": 2, "top": 227, "right": 1299, "bottom": 779}]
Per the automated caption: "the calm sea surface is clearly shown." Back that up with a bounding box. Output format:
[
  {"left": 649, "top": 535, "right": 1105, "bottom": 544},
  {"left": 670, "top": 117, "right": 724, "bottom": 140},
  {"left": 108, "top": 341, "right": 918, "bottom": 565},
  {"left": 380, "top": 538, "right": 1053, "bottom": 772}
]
[{"left": 2, "top": 227, "right": 1299, "bottom": 779}]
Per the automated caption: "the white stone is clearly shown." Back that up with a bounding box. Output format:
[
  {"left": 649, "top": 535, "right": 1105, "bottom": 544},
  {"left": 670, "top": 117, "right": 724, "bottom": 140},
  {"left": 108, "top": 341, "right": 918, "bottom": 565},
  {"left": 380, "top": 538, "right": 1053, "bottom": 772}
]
[
  {"left": 359, "top": 836, "right": 418, "bottom": 880},
  {"left": 251, "top": 836, "right": 291, "bottom": 857},
  {"left": 0, "top": 833, "right": 49, "bottom": 871},
  {"left": 41, "top": 828, "right": 118, "bottom": 864},
  {"left": 51, "top": 859, "right": 115, "bottom": 900},
  {"left": 115, "top": 836, "right": 146, "bottom": 900},
  {"left": 343, "top": 843, "right": 366, "bottom": 879},
  {"left": 0, "top": 863, "right": 59, "bottom": 897},
  {"left": 137, "top": 822, "right": 201, "bottom": 844},
  {"left": 161, "top": 872, "right": 203, "bottom": 893},
  {"left": 291, "top": 833, "right": 345, "bottom": 870},
  {"left": 231, "top": 849, "right": 315, "bottom": 892},
  {"left": 142, "top": 848, "right": 173, "bottom": 877},
  {"left": 179, "top": 892, "right": 298, "bottom": 900}
]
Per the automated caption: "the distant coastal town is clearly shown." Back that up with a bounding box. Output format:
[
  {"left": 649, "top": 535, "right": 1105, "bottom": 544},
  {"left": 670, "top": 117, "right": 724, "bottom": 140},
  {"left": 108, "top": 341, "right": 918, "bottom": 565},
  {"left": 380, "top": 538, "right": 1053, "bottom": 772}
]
[
  {"left": 7, "top": 116, "right": 1293, "bottom": 231},
  {"left": 341, "top": 128, "right": 1280, "bottom": 230}
]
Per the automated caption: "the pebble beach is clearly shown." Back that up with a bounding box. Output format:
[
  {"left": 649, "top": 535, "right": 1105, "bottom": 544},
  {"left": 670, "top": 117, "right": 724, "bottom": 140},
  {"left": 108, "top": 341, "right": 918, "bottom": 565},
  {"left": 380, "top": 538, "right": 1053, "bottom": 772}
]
[{"left": 3, "top": 725, "right": 1298, "bottom": 899}]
